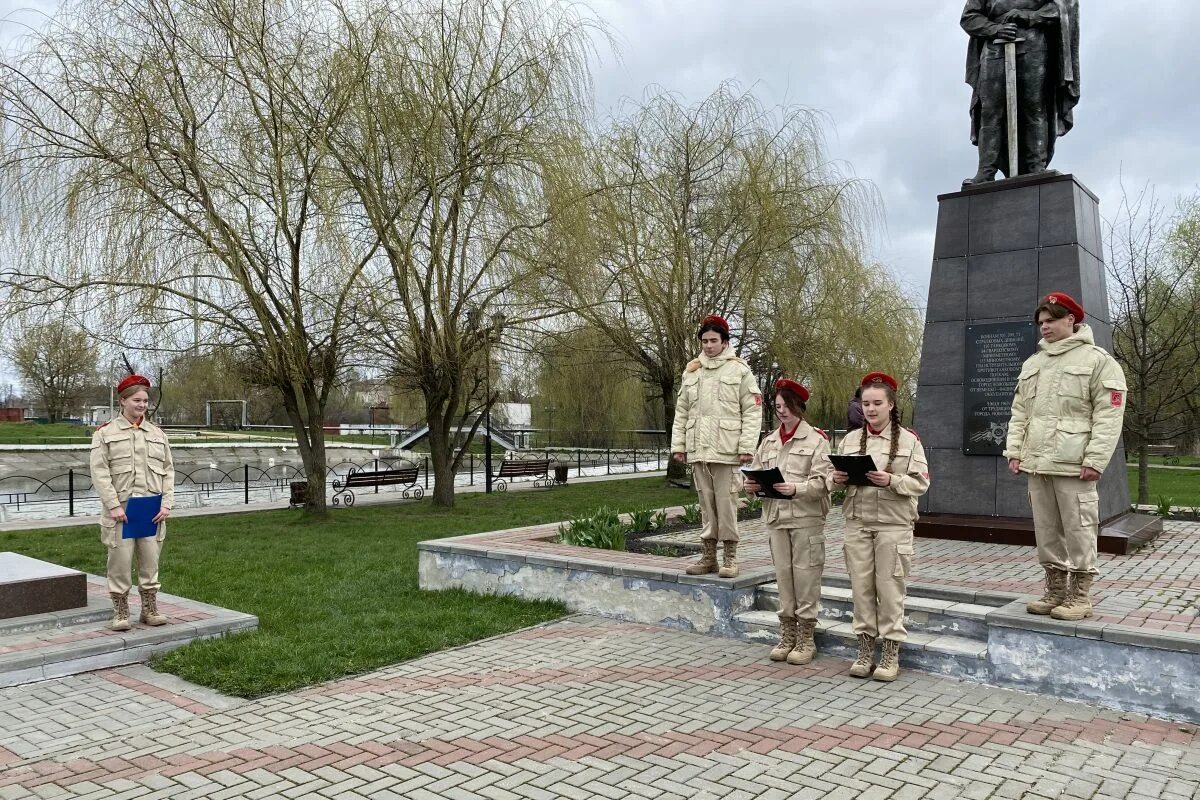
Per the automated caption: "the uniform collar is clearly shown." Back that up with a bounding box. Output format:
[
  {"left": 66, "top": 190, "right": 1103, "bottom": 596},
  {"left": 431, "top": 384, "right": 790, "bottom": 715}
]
[{"left": 865, "top": 421, "right": 891, "bottom": 438}]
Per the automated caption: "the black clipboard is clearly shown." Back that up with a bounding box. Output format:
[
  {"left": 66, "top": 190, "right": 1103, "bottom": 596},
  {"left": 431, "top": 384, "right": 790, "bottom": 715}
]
[
  {"left": 739, "top": 466, "right": 788, "bottom": 499},
  {"left": 828, "top": 454, "right": 880, "bottom": 487}
]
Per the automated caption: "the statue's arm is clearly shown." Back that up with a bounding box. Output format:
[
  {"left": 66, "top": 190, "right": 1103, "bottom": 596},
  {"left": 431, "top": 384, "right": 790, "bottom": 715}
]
[
  {"left": 999, "top": 2, "right": 1060, "bottom": 27},
  {"left": 961, "top": 0, "right": 1002, "bottom": 38}
]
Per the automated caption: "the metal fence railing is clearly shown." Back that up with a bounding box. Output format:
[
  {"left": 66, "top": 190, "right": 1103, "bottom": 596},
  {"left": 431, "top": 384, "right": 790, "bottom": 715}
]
[{"left": 0, "top": 448, "right": 669, "bottom": 522}]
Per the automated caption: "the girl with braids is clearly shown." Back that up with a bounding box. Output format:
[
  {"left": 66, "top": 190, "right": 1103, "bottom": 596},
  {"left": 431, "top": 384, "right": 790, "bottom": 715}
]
[
  {"left": 742, "top": 379, "right": 833, "bottom": 665},
  {"left": 831, "top": 372, "right": 930, "bottom": 682}
]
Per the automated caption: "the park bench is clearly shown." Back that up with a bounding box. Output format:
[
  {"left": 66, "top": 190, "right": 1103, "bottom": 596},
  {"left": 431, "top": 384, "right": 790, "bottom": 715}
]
[
  {"left": 494, "top": 458, "right": 563, "bottom": 491},
  {"left": 1145, "top": 444, "right": 1175, "bottom": 457},
  {"left": 332, "top": 465, "right": 423, "bottom": 506}
]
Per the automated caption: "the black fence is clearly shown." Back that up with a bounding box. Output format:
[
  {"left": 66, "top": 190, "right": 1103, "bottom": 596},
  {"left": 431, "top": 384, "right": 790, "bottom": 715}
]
[{"left": 0, "top": 447, "right": 668, "bottom": 517}]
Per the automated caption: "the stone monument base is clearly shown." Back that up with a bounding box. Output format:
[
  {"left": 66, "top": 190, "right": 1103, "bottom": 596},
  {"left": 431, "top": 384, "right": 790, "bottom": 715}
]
[
  {"left": 0, "top": 552, "right": 87, "bottom": 619},
  {"left": 915, "top": 511, "right": 1162, "bottom": 555}
]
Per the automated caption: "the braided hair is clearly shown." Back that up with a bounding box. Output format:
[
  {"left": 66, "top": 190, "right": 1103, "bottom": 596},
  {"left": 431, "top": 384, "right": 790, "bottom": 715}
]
[{"left": 856, "top": 381, "right": 901, "bottom": 471}]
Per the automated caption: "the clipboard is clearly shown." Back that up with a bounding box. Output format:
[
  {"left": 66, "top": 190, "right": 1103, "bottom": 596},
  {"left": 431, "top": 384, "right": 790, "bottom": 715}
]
[
  {"left": 828, "top": 454, "right": 880, "bottom": 487},
  {"left": 739, "top": 466, "right": 788, "bottom": 500},
  {"left": 122, "top": 495, "right": 162, "bottom": 539}
]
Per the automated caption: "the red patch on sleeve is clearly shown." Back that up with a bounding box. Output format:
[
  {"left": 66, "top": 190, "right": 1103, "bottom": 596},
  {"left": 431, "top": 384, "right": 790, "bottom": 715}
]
[
  {"left": 816, "top": 427, "right": 829, "bottom": 440},
  {"left": 754, "top": 394, "right": 762, "bottom": 406},
  {"left": 1111, "top": 391, "right": 1122, "bottom": 407}
]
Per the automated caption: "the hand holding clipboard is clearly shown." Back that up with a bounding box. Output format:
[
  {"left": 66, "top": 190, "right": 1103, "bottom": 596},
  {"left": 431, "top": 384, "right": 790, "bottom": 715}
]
[{"left": 828, "top": 454, "right": 884, "bottom": 487}]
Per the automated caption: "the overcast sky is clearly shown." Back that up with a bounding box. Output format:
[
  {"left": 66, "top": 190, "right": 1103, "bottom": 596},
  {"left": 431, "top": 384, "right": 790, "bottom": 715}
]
[{"left": 3, "top": 0, "right": 1199, "bottom": 384}]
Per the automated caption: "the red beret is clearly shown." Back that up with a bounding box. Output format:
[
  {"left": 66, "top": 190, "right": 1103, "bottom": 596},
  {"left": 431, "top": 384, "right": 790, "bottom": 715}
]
[
  {"left": 116, "top": 374, "right": 151, "bottom": 395},
  {"left": 1042, "top": 292, "right": 1085, "bottom": 322},
  {"left": 775, "top": 378, "right": 810, "bottom": 404},
  {"left": 861, "top": 371, "right": 898, "bottom": 392},
  {"left": 699, "top": 314, "right": 729, "bottom": 334}
]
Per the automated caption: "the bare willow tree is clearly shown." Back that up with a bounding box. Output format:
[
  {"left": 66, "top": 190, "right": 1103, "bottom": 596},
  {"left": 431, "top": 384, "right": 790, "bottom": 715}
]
[
  {"left": 4, "top": 310, "right": 98, "bottom": 422},
  {"left": 1107, "top": 186, "right": 1200, "bottom": 504},
  {"left": 549, "top": 84, "right": 884, "bottom": 476},
  {"left": 323, "top": 0, "right": 600, "bottom": 505},
  {"left": 0, "top": 0, "right": 371, "bottom": 514}
]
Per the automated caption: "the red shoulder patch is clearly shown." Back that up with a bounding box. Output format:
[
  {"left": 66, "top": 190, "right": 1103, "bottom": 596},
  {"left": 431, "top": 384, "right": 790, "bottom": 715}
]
[
  {"left": 815, "top": 427, "right": 829, "bottom": 440},
  {"left": 907, "top": 428, "right": 921, "bottom": 441},
  {"left": 754, "top": 394, "right": 762, "bottom": 406},
  {"left": 96, "top": 421, "right": 110, "bottom": 430},
  {"left": 1110, "top": 391, "right": 1123, "bottom": 407}
]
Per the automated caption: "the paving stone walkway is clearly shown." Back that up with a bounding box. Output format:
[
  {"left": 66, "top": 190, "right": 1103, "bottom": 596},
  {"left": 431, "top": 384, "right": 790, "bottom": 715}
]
[
  {"left": 481, "top": 513, "right": 1200, "bottom": 634},
  {"left": 2, "top": 616, "right": 1199, "bottom": 799}
]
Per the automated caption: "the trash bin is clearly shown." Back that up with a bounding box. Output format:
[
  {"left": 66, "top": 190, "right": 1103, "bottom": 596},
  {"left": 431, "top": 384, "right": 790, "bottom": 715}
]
[
  {"left": 553, "top": 465, "right": 569, "bottom": 485},
  {"left": 289, "top": 481, "right": 308, "bottom": 508}
]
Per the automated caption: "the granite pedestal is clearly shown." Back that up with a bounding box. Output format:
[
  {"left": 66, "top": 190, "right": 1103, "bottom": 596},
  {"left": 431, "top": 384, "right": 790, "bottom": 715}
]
[
  {"left": 912, "top": 173, "right": 1160, "bottom": 554},
  {"left": 0, "top": 552, "right": 87, "bottom": 619}
]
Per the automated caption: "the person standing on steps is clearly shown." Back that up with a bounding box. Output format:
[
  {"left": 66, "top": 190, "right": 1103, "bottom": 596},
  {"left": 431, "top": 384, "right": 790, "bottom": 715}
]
[
  {"left": 742, "top": 379, "right": 833, "bottom": 665},
  {"left": 832, "top": 372, "right": 930, "bottom": 682},
  {"left": 1005, "top": 292, "right": 1126, "bottom": 622},
  {"left": 90, "top": 372, "right": 175, "bottom": 631},
  {"left": 670, "top": 314, "right": 762, "bottom": 579}
]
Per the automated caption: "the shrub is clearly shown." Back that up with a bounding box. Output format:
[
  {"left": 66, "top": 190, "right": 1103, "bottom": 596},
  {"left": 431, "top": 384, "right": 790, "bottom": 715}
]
[
  {"left": 1154, "top": 496, "right": 1174, "bottom": 518},
  {"left": 556, "top": 506, "right": 626, "bottom": 550},
  {"left": 680, "top": 502, "right": 702, "bottom": 525}
]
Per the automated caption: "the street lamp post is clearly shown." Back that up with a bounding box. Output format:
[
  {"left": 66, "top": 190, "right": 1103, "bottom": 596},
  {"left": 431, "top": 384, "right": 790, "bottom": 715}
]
[{"left": 483, "top": 312, "right": 506, "bottom": 494}]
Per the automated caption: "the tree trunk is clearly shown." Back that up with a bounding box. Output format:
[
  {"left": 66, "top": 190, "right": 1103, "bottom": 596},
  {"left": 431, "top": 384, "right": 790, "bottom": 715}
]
[
  {"left": 283, "top": 386, "right": 328, "bottom": 517},
  {"left": 424, "top": 395, "right": 458, "bottom": 507},
  {"left": 661, "top": 377, "right": 690, "bottom": 486}
]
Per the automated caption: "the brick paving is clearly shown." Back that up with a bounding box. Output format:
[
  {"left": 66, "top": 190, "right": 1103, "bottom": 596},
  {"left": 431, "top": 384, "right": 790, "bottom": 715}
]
[
  {"left": 2, "top": 616, "right": 1199, "bottom": 799},
  {"left": 482, "top": 512, "right": 1200, "bottom": 634}
]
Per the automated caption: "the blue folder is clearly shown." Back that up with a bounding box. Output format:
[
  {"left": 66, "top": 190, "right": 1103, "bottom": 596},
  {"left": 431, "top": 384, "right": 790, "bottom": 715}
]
[{"left": 122, "top": 495, "right": 163, "bottom": 539}]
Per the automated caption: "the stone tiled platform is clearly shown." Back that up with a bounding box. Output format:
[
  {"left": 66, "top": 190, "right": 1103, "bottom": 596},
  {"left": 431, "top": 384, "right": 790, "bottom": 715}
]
[
  {"left": 0, "top": 575, "right": 258, "bottom": 687},
  {"left": 420, "top": 510, "right": 1200, "bottom": 722},
  {"left": 4, "top": 616, "right": 1199, "bottom": 799}
]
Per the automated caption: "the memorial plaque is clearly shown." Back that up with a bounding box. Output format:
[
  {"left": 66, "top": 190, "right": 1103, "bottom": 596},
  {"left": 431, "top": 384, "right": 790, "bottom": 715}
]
[{"left": 963, "top": 321, "right": 1037, "bottom": 456}]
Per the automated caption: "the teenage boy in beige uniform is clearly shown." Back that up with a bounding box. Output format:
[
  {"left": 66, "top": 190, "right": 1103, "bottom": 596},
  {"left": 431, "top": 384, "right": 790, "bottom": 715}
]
[
  {"left": 91, "top": 374, "right": 175, "bottom": 631},
  {"left": 743, "top": 379, "right": 833, "bottom": 664},
  {"left": 1006, "top": 292, "right": 1126, "bottom": 621},
  {"left": 671, "top": 314, "right": 762, "bottom": 578},
  {"left": 833, "top": 372, "right": 930, "bottom": 682}
]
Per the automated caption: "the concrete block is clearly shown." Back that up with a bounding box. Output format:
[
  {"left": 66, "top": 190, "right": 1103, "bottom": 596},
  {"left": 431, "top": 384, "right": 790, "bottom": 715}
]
[
  {"left": 925, "top": 449, "right": 995, "bottom": 516},
  {"left": 969, "top": 184, "right": 1040, "bottom": 255},
  {"left": 917, "top": 322, "right": 965, "bottom": 386},
  {"left": 1039, "top": 179, "right": 1080, "bottom": 249},
  {"left": 926, "top": 258, "right": 969, "bottom": 322},
  {"left": 967, "top": 250, "right": 1040, "bottom": 320},
  {"left": 934, "top": 196, "right": 970, "bottom": 258},
  {"left": 1076, "top": 181, "right": 1103, "bottom": 260},
  {"left": 913, "top": 385, "right": 963, "bottom": 449}
]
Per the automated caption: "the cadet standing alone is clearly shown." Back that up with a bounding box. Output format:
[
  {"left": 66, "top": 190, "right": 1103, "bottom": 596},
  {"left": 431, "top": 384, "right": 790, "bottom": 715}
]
[
  {"left": 1005, "top": 292, "right": 1126, "bottom": 621},
  {"left": 91, "top": 373, "right": 175, "bottom": 631},
  {"left": 670, "top": 315, "right": 762, "bottom": 579},
  {"left": 832, "top": 372, "right": 930, "bottom": 682},
  {"left": 742, "top": 379, "right": 833, "bottom": 665}
]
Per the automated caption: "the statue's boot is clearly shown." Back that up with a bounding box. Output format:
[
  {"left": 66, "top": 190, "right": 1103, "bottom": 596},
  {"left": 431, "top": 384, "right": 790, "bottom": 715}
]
[{"left": 962, "top": 168, "right": 997, "bottom": 186}]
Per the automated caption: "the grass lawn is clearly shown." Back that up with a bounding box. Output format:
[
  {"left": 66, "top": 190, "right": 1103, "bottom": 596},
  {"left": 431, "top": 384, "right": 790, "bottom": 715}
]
[
  {"left": 0, "top": 422, "right": 95, "bottom": 444},
  {"left": 0, "top": 477, "right": 693, "bottom": 698},
  {"left": 1127, "top": 466, "right": 1200, "bottom": 507}
]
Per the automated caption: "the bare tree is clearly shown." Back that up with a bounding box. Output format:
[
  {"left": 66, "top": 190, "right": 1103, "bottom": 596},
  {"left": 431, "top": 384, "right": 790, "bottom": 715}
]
[
  {"left": 1, "top": 0, "right": 370, "bottom": 513},
  {"left": 1107, "top": 186, "right": 1200, "bottom": 504},
  {"left": 322, "top": 0, "right": 600, "bottom": 505},
  {"left": 549, "top": 84, "right": 890, "bottom": 475},
  {"left": 5, "top": 312, "right": 98, "bottom": 422}
]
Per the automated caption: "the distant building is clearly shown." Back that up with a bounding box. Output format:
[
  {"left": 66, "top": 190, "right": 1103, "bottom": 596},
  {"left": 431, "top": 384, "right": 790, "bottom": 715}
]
[{"left": 0, "top": 408, "right": 26, "bottom": 423}]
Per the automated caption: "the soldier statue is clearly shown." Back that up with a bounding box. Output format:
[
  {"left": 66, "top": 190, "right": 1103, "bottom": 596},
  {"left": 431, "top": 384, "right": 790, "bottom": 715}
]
[{"left": 961, "top": 0, "right": 1080, "bottom": 185}]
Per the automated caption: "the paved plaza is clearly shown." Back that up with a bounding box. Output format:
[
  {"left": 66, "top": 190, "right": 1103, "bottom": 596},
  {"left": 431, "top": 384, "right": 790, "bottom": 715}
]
[{"left": 2, "top": 615, "right": 1199, "bottom": 799}]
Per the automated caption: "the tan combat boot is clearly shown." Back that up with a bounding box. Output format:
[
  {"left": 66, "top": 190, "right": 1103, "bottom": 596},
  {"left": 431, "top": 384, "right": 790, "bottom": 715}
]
[
  {"left": 787, "top": 619, "right": 817, "bottom": 665},
  {"left": 872, "top": 640, "right": 902, "bottom": 682},
  {"left": 769, "top": 618, "right": 797, "bottom": 662},
  {"left": 139, "top": 588, "right": 167, "bottom": 626},
  {"left": 109, "top": 592, "right": 131, "bottom": 632},
  {"left": 1050, "top": 572, "right": 1094, "bottom": 621},
  {"left": 1026, "top": 566, "right": 1069, "bottom": 615},
  {"left": 849, "top": 633, "right": 875, "bottom": 678},
  {"left": 685, "top": 539, "right": 719, "bottom": 575},
  {"left": 718, "top": 541, "right": 739, "bottom": 578}
]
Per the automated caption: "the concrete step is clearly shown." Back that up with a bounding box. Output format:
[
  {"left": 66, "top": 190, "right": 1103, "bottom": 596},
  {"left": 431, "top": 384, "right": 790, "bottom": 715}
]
[
  {"left": 757, "top": 583, "right": 994, "bottom": 641},
  {"left": 733, "top": 609, "right": 988, "bottom": 679},
  {"left": 0, "top": 592, "right": 112, "bottom": 636}
]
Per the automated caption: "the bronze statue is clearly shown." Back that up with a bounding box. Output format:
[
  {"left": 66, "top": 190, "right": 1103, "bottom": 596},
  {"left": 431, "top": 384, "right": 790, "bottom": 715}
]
[{"left": 961, "top": 0, "right": 1080, "bottom": 185}]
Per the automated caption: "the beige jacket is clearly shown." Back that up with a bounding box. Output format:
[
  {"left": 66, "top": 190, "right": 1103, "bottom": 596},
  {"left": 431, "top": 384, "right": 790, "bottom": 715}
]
[
  {"left": 839, "top": 423, "right": 930, "bottom": 528},
  {"left": 90, "top": 416, "right": 175, "bottom": 545},
  {"left": 1004, "top": 324, "right": 1127, "bottom": 476},
  {"left": 750, "top": 421, "right": 833, "bottom": 528},
  {"left": 670, "top": 347, "right": 762, "bottom": 464}
]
